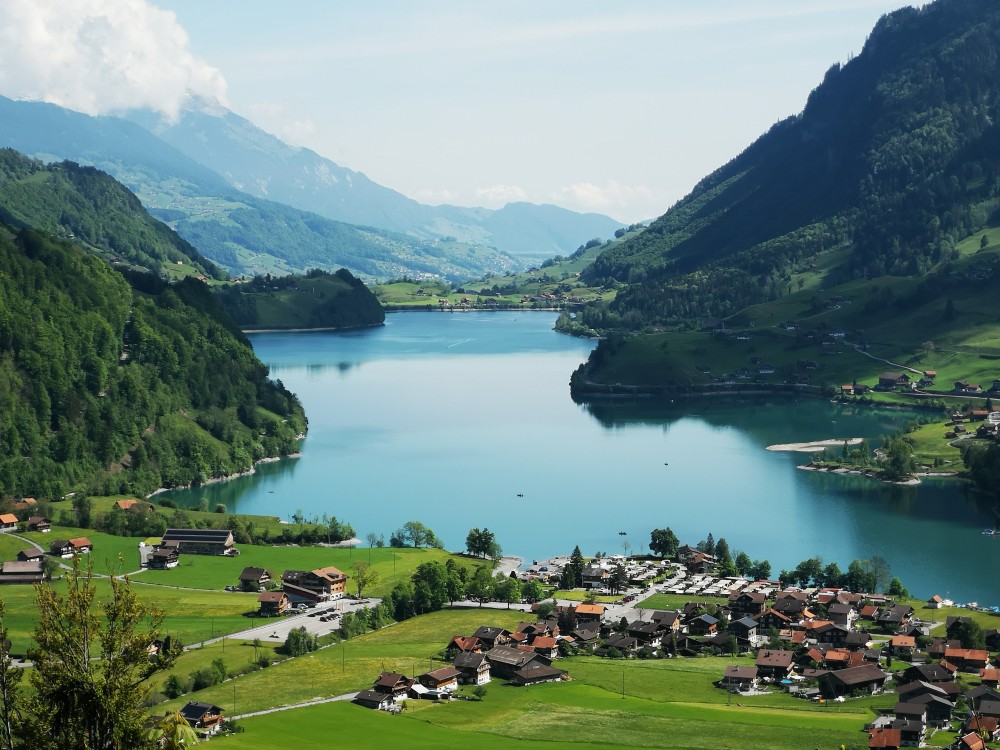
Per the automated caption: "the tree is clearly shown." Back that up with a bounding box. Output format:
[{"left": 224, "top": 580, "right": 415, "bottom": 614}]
[
  {"left": 411, "top": 561, "right": 449, "bottom": 613},
  {"left": 466, "top": 566, "right": 495, "bottom": 606},
  {"left": 981, "top": 234, "right": 989, "bottom": 250},
  {"left": 282, "top": 626, "right": 317, "bottom": 656},
  {"left": 351, "top": 560, "right": 381, "bottom": 599},
  {"left": 649, "top": 528, "right": 679, "bottom": 558},
  {"left": 487, "top": 539, "right": 503, "bottom": 567},
  {"left": 521, "top": 579, "right": 544, "bottom": 604},
  {"left": 954, "top": 619, "right": 986, "bottom": 650},
  {"left": 714, "top": 538, "right": 731, "bottom": 566},
  {"left": 0, "top": 601, "right": 23, "bottom": 750},
  {"left": 22, "top": 558, "right": 177, "bottom": 750},
  {"left": 886, "top": 577, "right": 908, "bottom": 597},
  {"left": 608, "top": 563, "right": 628, "bottom": 595},
  {"left": 882, "top": 436, "right": 915, "bottom": 480},
  {"left": 494, "top": 574, "right": 521, "bottom": 609},
  {"left": 72, "top": 494, "right": 92, "bottom": 528},
  {"left": 822, "top": 561, "right": 843, "bottom": 588},
  {"left": 472, "top": 685, "right": 488, "bottom": 701},
  {"left": 734, "top": 551, "right": 752, "bottom": 576},
  {"left": 560, "top": 545, "right": 585, "bottom": 589},
  {"left": 401, "top": 520, "right": 434, "bottom": 548},
  {"left": 143, "top": 711, "right": 198, "bottom": 750},
  {"left": 861, "top": 556, "right": 892, "bottom": 593},
  {"left": 365, "top": 532, "right": 379, "bottom": 549},
  {"left": 749, "top": 559, "right": 771, "bottom": 582}
]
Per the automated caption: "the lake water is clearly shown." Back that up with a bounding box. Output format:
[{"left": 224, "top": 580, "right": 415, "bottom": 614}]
[{"left": 165, "top": 312, "right": 1000, "bottom": 604}]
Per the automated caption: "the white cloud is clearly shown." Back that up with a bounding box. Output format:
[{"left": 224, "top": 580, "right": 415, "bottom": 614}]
[
  {"left": 0, "top": 0, "right": 226, "bottom": 119},
  {"left": 551, "top": 180, "right": 662, "bottom": 218},
  {"left": 475, "top": 184, "right": 528, "bottom": 207},
  {"left": 243, "top": 100, "right": 318, "bottom": 147}
]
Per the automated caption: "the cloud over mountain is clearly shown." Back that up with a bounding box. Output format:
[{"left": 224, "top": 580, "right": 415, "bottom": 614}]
[{"left": 0, "top": 0, "right": 226, "bottom": 119}]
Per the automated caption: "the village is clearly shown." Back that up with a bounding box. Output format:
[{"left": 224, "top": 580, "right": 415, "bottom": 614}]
[{"left": 3, "top": 503, "right": 1000, "bottom": 749}]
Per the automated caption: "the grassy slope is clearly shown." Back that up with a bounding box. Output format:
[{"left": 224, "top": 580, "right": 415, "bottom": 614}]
[{"left": 197, "top": 608, "right": 885, "bottom": 750}]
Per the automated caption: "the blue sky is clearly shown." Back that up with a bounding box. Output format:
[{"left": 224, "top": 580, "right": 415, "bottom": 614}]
[{"left": 0, "top": 0, "right": 910, "bottom": 221}]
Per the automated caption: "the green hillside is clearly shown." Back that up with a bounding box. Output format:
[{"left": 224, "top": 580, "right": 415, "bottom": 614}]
[
  {"left": 576, "top": 0, "right": 1000, "bottom": 332},
  {"left": 0, "top": 225, "right": 305, "bottom": 500},
  {"left": 217, "top": 268, "right": 385, "bottom": 330},
  {"left": 0, "top": 148, "right": 222, "bottom": 279}
]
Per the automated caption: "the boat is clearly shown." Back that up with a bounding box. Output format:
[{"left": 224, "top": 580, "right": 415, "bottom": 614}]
[{"left": 983, "top": 528, "right": 997, "bottom": 535}]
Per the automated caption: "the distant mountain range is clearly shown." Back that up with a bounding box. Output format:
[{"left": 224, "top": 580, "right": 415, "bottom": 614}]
[{"left": 0, "top": 95, "right": 621, "bottom": 279}]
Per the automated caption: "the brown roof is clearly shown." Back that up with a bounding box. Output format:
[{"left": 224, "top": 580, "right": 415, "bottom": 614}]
[
  {"left": 421, "top": 667, "right": 460, "bottom": 682},
  {"left": 257, "top": 591, "right": 286, "bottom": 603},
  {"left": 868, "top": 728, "right": 902, "bottom": 748},
  {"left": 756, "top": 649, "right": 795, "bottom": 668},
  {"left": 0, "top": 513, "right": 17, "bottom": 525},
  {"left": 68, "top": 537, "right": 92, "bottom": 548},
  {"left": 531, "top": 636, "right": 557, "bottom": 650},
  {"left": 115, "top": 499, "right": 138, "bottom": 510},
  {"left": 891, "top": 635, "right": 916, "bottom": 648},
  {"left": 574, "top": 603, "right": 606, "bottom": 615}
]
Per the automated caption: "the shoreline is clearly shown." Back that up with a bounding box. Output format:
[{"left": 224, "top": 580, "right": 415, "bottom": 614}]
[
  {"left": 766, "top": 438, "right": 864, "bottom": 453},
  {"left": 145, "top": 453, "right": 302, "bottom": 499}
]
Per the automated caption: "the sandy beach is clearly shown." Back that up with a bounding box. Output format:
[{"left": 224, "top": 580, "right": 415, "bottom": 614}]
[{"left": 766, "top": 438, "right": 864, "bottom": 452}]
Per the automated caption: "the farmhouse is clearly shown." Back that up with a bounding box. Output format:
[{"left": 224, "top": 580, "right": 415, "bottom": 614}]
[
  {"left": 160, "top": 528, "right": 235, "bottom": 556},
  {"left": 720, "top": 665, "right": 759, "bottom": 691},
  {"left": 27, "top": 517, "right": 51, "bottom": 532},
  {"left": 417, "top": 667, "right": 460, "bottom": 692},
  {"left": 147, "top": 548, "right": 179, "bottom": 570},
  {"left": 453, "top": 651, "right": 491, "bottom": 685},
  {"left": 239, "top": 566, "right": 271, "bottom": 592},
  {"left": 484, "top": 645, "right": 551, "bottom": 680},
  {"left": 0, "top": 514, "right": 17, "bottom": 531},
  {"left": 179, "top": 701, "right": 224, "bottom": 734},
  {"left": 819, "top": 663, "right": 888, "bottom": 697},
  {"left": 0, "top": 560, "right": 44, "bottom": 585},
  {"left": 257, "top": 591, "right": 289, "bottom": 616},
  {"left": 353, "top": 690, "right": 395, "bottom": 711},
  {"left": 49, "top": 537, "right": 92, "bottom": 558}
]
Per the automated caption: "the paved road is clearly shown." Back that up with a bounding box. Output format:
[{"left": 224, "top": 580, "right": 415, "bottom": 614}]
[{"left": 191, "top": 597, "right": 382, "bottom": 649}]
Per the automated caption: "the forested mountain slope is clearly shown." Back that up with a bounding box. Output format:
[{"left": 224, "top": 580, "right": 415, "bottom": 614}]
[
  {"left": 0, "top": 227, "right": 305, "bottom": 500},
  {"left": 0, "top": 149, "right": 222, "bottom": 279},
  {"left": 579, "top": 0, "right": 1000, "bottom": 330}
]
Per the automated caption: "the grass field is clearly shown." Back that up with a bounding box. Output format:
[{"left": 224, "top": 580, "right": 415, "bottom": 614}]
[{"left": 192, "top": 607, "right": 891, "bottom": 750}]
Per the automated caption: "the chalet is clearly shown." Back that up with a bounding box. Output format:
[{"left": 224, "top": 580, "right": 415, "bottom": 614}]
[
  {"left": 115, "top": 498, "right": 153, "bottom": 514},
  {"left": 49, "top": 537, "right": 92, "bottom": 558},
  {"left": 372, "top": 672, "right": 413, "bottom": 700},
  {"left": 12, "top": 498, "right": 36, "bottom": 511},
  {"left": 573, "top": 603, "right": 606, "bottom": 625},
  {"left": 903, "top": 662, "right": 957, "bottom": 684},
  {"left": 867, "top": 727, "right": 901, "bottom": 749},
  {"left": 905, "top": 693, "right": 954, "bottom": 725},
  {"left": 846, "top": 630, "right": 874, "bottom": 651},
  {"left": 954, "top": 381, "right": 983, "bottom": 395},
  {"left": 0, "top": 514, "right": 17, "bottom": 531},
  {"left": 981, "top": 667, "right": 1000, "bottom": 688},
  {"left": 628, "top": 620, "right": 664, "bottom": 648},
  {"left": 755, "top": 649, "right": 795, "bottom": 679},
  {"left": 453, "top": 651, "right": 491, "bottom": 685},
  {"left": 26, "top": 517, "right": 50, "bottom": 533},
  {"left": 687, "top": 614, "right": 719, "bottom": 636},
  {"left": 685, "top": 552, "right": 715, "bottom": 574},
  {"left": 757, "top": 608, "right": 793, "bottom": 631},
  {"left": 581, "top": 562, "right": 610, "bottom": 588},
  {"left": 528, "top": 636, "right": 559, "bottom": 660},
  {"left": 771, "top": 597, "right": 809, "bottom": 619},
  {"left": 729, "top": 616, "right": 760, "bottom": 645},
  {"left": 926, "top": 595, "right": 945, "bottom": 609},
  {"left": 257, "top": 591, "right": 289, "bottom": 616},
  {"left": 239, "top": 566, "right": 271, "bottom": 592},
  {"left": 827, "top": 602, "right": 858, "bottom": 629},
  {"left": 893, "top": 701, "right": 927, "bottom": 724},
  {"left": 448, "top": 635, "right": 484, "bottom": 654},
  {"left": 877, "top": 604, "right": 913, "bottom": 630},
  {"left": 160, "top": 528, "right": 235, "bottom": 556},
  {"left": 510, "top": 664, "right": 567, "bottom": 686},
  {"left": 728, "top": 591, "right": 766, "bottom": 618},
  {"left": 889, "top": 718, "right": 925, "bottom": 747},
  {"left": 720, "top": 666, "right": 758, "bottom": 691},
  {"left": 484, "top": 645, "right": 551, "bottom": 680},
  {"left": 890, "top": 634, "right": 917, "bottom": 657},
  {"left": 282, "top": 566, "right": 348, "bottom": 602},
  {"left": 596, "top": 634, "right": 641, "bottom": 656},
  {"left": 147, "top": 548, "right": 179, "bottom": 570},
  {"left": 0, "top": 560, "right": 44, "bottom": 585},
  {"left": 818, "top": 663, "right": 888, "bottom": 697},
  {"left": 471, "top": 626, "right": 512, "bottom": 649},
  {"left": 877, "top": 372, "right": 910, "bottom": 390},
  {"left": 957, "top": 732, "right": 987, "bottom": 750},
  {"left": 417, "top": 667, "right": 460, "bottom": 692},
  {"left": 943, "top": 647, "right": 990, "bottom": 672},
  {"left": 963, "top": 715, "right": 1000, "bottom": 742},
  {"left": 946, "top": 616, "right": 975, "bottom": 637},
  {"left": 179, "top": 701, "right": 224, "bottom": 734},
  {"left": 650, "top": 610, "right": 682, "bottom": 633},
  {"left": 17, "top": 548, "right": 43, "bottom": 562},
  {"left": 570, "top": 626, "right": 601, "bottom": 648},
  {"left": 353, "top": 690, "right": 395, "bottom": 711}
]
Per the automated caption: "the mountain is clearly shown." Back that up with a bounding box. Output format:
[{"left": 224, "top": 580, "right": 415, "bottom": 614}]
[
  {"left": 0, "top": 148, "right": 222, "bottom": 279},
  {"left": 577, "top": 0, "right": 1000, "bottom": 331},
  {"left": 126, "top": 100, "right": 623, "bottom": 259},
  {"left": 0, "top": 95, "right": 517, "bottom": 281},
  {"left": 0, "top": 224, "right": 305, "bottom": 499}
]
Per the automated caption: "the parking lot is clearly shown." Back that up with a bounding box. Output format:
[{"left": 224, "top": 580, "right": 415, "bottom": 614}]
[{"left": 199, "top": 597, "right": 381, "bottom": 647}]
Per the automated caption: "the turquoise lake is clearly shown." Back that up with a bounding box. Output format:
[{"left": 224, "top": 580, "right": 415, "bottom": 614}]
[{"left": 165, "top": 311, "right": 1000, "bottom": 604}]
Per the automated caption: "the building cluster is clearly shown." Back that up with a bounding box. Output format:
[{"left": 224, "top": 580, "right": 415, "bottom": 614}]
[
  {"left": 353, "top": 620, "right": 571, "bottom": 712},
  {"left": 246, "top": 565, "right": 349, "bottom": 615}
]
